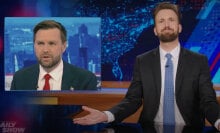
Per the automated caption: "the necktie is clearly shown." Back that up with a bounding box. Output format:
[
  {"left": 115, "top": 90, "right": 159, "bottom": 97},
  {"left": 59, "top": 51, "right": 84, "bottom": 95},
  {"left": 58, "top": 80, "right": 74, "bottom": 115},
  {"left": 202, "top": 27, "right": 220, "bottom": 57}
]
[
  {"left": 163, "top": 53, "right": 175, "bottom": 125},
  {"left": 43, "top": 74, "right": 51, "bottom": 90}
]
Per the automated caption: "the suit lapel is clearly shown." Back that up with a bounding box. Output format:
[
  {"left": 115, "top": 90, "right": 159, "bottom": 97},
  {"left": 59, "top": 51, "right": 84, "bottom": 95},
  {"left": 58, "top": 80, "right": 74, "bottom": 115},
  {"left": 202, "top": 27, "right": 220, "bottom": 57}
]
[
  {"left": 28, "top": 65, "right": 39, "bottom": 90},
  {"left": 152, "top": 48, "right": 162, "bottom": 98},
  {"left": 61, "top": 62, "right": 72, "bottom": 90},
  {"left": 175, "top": 48, "right": 185, "bottom": 96}
]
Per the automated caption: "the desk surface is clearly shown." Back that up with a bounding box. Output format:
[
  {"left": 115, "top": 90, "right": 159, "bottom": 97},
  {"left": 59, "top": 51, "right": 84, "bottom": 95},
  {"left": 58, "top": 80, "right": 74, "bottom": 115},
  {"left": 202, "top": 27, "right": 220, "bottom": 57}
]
[
  {"left": 8, "top": 88, "right": 220, "bottom": 125},
  {"left": 0, "top": 93, "right": 219, "bottom": 133}
]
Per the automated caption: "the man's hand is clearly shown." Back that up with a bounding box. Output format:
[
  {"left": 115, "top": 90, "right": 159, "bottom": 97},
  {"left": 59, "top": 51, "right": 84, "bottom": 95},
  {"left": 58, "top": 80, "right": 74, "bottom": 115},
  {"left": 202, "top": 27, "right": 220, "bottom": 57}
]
[{"left": 73, "top": 106, "right": 108, "bottom": 125}]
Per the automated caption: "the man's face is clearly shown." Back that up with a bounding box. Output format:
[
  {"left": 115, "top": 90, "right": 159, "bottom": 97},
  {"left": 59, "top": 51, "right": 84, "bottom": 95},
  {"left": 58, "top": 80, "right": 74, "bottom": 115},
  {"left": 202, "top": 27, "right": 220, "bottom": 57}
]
[
  {"left": 34, "top": 28, "right": 66, "bottom": 70},
  {"left": 154, "top": 9, "right": 182, "bottom": 42}
]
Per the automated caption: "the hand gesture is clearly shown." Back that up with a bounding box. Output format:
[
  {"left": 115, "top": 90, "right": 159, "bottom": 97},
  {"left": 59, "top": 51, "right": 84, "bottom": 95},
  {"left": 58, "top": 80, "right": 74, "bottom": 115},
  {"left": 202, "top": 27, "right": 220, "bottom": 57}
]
[{"left": 73, "top": 106, "right": 108, "bottom": 125}]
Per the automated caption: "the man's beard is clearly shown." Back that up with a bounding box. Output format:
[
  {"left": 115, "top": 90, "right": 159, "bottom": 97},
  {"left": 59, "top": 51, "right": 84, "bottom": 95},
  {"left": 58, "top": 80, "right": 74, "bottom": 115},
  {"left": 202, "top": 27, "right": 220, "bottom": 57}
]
[
  {"left": 38, "top": 55, "right": 61, "bottom": 69},
  {"left": 158, "top": 27, "right": 179, "bottom": 42}
]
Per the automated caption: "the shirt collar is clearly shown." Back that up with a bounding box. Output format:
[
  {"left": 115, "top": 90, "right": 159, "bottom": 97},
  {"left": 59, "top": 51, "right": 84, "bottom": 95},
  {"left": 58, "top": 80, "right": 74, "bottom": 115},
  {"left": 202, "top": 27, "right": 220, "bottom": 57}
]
[
  {"left": 159, "top": 43, "right": 180, "bottom": 60},
  {"left": 39, "top": 60, "right": 63, "bottom": 81}
]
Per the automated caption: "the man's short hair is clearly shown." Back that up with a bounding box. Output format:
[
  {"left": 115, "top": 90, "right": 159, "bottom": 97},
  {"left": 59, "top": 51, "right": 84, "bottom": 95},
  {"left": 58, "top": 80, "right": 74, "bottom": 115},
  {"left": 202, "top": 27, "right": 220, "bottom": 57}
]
[
  {"left": 152, "top": 2, "right": 182, "bottom": 25},
  {"left": 33, "top": 20, "right": 67, "bottom": 43}
]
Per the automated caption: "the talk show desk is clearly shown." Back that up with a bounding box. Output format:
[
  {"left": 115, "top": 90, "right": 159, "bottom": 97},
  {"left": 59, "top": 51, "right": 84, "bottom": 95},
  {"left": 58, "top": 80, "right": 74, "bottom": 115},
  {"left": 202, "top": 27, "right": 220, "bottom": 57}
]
[
  {"left": 2, "top": 82, "right": 220, "bottom": 133},
  {"left": 32, "top": 82, "right": 220, "bottom": 126},
  {"left": 33, "top": 88, "right": 137, "bottom": 122}
]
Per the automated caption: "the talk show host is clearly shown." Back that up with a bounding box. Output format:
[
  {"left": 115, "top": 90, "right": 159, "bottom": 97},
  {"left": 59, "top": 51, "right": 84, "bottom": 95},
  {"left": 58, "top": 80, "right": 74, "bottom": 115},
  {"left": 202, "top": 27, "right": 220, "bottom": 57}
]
[{"left": 73, "top": 2, "right": 220, "bottom": 131}]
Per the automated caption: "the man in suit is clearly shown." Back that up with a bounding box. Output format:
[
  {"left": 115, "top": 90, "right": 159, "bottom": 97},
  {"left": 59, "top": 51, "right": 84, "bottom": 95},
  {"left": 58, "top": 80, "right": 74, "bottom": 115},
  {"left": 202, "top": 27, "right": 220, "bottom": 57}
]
[
  {"left": 73, "top": 2, "right": 220, "bottom": 131},
  {"left": 11, "top": 20, "right": 97, "bottom": 90}
]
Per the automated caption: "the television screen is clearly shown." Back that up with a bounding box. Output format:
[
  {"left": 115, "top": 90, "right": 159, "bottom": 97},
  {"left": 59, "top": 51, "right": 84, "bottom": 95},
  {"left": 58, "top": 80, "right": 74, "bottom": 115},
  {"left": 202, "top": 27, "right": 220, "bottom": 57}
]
[{"left": 4, "top": 17, "right": 101, "bottom": 90}]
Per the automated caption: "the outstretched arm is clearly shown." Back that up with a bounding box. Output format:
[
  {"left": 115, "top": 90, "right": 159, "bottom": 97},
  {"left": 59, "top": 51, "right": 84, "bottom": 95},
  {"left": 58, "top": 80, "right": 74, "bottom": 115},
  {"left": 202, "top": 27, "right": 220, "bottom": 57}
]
[{"left": 73, "top": 106, "right": 108, "bottom": 125}]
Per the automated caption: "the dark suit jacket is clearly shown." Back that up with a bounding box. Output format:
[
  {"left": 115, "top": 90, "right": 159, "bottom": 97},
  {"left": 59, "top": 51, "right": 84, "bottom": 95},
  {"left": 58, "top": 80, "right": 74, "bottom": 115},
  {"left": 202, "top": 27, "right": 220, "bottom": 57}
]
[
  {"left": 10, "top": 61, "right": 97, "bottom": 90},
  {"left": 109, "top": 47, "right": 220, "bottom": 128}
]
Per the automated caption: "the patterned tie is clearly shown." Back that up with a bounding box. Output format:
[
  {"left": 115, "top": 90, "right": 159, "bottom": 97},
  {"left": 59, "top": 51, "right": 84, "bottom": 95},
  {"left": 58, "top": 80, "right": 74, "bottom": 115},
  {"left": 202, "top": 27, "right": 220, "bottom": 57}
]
[
  {"left": 163, "top": 53, "right": 175, "bottom": 125},
  {"left": 43, "top": 74, "right": 51, "bottom": 90}
]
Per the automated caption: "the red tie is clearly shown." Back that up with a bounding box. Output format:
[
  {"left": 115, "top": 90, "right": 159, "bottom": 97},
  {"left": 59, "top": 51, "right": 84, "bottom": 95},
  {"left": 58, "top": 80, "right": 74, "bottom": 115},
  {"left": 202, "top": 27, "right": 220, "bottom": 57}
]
[{"left": 43, "top": 74, "right": 51, "bottom": 90}]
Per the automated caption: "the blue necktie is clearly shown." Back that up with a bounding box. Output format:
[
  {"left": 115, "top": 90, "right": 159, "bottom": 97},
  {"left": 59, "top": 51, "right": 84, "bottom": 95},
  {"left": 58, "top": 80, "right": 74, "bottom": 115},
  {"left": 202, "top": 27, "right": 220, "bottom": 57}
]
[{"left": 163, "top": 53, "right": 175, "bottom": 125}]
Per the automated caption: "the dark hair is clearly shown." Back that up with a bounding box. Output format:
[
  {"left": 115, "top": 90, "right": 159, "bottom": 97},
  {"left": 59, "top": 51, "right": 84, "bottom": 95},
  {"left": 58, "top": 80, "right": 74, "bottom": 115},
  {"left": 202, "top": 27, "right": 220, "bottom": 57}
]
[
  {"left": 153, "top": 2, "right": 182, "bottom": 25},
  {"left": 33, "top": 20, "right": 67, "bottom": 43}
]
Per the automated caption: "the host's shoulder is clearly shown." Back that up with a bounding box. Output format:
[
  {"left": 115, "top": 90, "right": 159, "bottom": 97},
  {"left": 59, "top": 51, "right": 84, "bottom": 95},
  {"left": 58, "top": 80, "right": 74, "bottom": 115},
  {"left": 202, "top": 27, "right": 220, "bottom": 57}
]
[
  {"left": 137, "top": 47, "right": 159, "bottom": 59},
  {"left": 181, "top": 48, "right": 207, "bottom": 59}
]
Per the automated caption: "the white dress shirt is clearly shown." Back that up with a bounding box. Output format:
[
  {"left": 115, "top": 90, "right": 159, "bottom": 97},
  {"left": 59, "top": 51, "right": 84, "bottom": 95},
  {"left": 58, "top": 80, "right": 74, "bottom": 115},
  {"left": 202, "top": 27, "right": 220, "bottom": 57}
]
[{"left": 37, "top": 60, "right": 63, "bottom": 91}]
